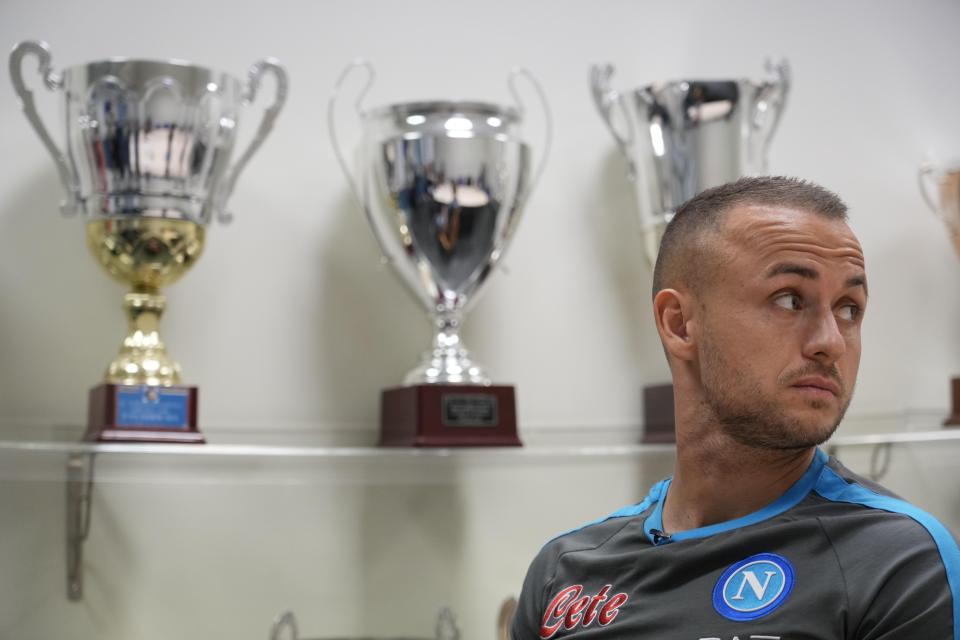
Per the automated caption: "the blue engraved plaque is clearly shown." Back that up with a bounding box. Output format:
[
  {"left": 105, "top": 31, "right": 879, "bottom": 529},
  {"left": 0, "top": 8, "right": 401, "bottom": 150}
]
[{"left": 115, "top": 386, "right": 190, "bottom": 430}]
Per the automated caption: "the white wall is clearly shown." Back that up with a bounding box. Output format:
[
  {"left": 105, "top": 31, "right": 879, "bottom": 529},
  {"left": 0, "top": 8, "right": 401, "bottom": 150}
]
[
  {"left": 1, "top": 0, "right": 958, "bottom": 439},
  {"left": 1, "top": 0, "right": 960, "bottom": 638}
]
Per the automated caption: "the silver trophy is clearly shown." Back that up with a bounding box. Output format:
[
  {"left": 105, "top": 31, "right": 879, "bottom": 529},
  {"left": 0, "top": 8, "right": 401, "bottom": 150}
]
[
  {"left": 10, "top": 40, "right": 288, "bottom": 226},
  {"left": 9, "top": 40, "right": 287, "bottom": 442},
  {"left": 590, "top": 59, "right": 790, "bottom": 266},
  {"left": 329, "top": 60, "right": 550, "bottom": 386}
]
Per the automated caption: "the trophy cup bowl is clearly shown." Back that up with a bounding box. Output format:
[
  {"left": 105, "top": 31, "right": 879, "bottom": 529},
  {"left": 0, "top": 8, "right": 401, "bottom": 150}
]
[
  {"left": 589, "top": 59, "right": 790, "bottom": 443},
  {"left": 9, "top": 40, "right": 287, "bottom": 442},
  {"left": 590, "top": 59, "right": 791, "bottom": 269},
  {"left": 329, "top": 60, "right": 551, "bottom": 446},
  {"left": 919, "top": 161, "right": 960, "bottom": 426}
]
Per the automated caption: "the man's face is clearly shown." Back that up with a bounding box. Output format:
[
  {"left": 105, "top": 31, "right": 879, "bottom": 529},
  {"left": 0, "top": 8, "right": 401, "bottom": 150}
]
[{"left": 693, "top": 205, "right": 868, "bottom": 450}]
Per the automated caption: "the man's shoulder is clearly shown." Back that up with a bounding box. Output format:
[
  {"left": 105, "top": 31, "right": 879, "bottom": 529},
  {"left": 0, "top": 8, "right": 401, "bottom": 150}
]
[
  {"left": 809, "top": 455, "right": 959, "bottom": 568},
  {"left": 803, "top": 456, "right": 960, "bottom": 637},
  {"left": 534, "top": 492, "right": 658, "bottom": 565}
]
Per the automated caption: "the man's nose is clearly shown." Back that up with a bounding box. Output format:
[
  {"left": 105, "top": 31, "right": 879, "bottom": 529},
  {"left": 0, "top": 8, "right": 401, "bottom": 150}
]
[{"left": 802, "top": 306, "right": 846, "bottom": 364}]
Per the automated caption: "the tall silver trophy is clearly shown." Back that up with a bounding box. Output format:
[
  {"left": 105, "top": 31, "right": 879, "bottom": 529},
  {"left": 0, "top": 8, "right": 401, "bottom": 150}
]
[
  {"left": 589, "top": 59, "right": 790, "bottom": 443},
  {"left": 10, "top": 40, "right": 287, "bottom": 443},
  {"left": 919, "top": 161, "right": 960, "bottom": 426},
  {"left": 590, "top": 59, "right": 791, "bottom": 268},
  {"left": 329, "top": 60, "right": 550, "bottom": 447}
]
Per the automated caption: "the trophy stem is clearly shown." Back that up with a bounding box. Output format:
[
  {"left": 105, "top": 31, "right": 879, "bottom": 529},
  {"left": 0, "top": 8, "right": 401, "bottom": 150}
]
[
  {"left": 104, "top": 288, "right": 182, "bottom": 386},
  {"left": 433, "top": 313, "right": 463, "bottom": 351},
  {"left": 403, "top": 313, "right": 491, "bottom": 385}
]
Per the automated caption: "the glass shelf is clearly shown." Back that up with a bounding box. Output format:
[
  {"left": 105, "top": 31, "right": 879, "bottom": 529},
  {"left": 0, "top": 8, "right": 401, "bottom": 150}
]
[
  {"left": 3, "top": 427, "right": 959, "bottom": 458},
  {"left": 2, "top": 426, "right": 959, "bottom": 640},
  {"left": 2, "top": 427, "right": 960, "bottom": 482}
]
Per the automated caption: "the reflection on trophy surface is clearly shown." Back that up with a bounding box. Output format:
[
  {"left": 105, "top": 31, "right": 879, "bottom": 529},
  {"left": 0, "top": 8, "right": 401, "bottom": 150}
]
[
  {"left": 589, "top": 59, "right": 790, "bottom": 443},
  {"left": 919, "top": 161, "right": 960, "bottom": 426},
  {"left": 9, "top": 40, "right": 287, "bottom": 442},
  {"left": 329, "top": 60, "right": 551, "bottom": 446},
  {"left": 590, "top": 59, "right": 791, "bottom": 268}
]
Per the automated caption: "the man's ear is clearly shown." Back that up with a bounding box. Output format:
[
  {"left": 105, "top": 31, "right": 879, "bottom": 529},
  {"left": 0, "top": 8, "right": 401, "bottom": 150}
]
[{"left": 653, "top": 288, "right": 697, "bottom": 362}]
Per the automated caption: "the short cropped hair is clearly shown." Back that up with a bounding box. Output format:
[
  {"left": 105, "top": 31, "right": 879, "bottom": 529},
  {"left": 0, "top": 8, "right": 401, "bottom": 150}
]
[{"left": 651, "top": 176, "right": 848, "bottom": 299}]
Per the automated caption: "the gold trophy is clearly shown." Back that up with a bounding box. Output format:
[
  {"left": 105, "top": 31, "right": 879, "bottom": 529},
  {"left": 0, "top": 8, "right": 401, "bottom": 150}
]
[
  {"left": 9, "top": 40, "right": 287, "bottom": 442},
  {"left": 919, "top": 161, "right": 960, "bottom": 426}
]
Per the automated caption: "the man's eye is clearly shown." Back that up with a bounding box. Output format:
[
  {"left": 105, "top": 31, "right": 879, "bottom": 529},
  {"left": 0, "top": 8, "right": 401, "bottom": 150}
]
[
  {"left": 837, "top": 303, "right": 861, "bottom": 322},
  {"left": 773, "top": 293, "right": 802, "bottom": 310}
]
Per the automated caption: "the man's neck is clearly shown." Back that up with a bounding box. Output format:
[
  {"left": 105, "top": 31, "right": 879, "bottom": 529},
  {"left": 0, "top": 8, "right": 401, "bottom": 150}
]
[{"left": 661, "top": 431, "right": 816, "bottom": 535}]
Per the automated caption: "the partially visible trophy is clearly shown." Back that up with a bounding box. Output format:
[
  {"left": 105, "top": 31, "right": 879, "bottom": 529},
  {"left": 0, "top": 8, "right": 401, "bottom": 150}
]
[
  {"left": 919, "top": 161, "right": 960, "bottom": 426},
  {"left": 590, "top": 59, "right": 790, "bottom": 442},
  {"left": 9, "top": 41, "right": 287, "bottom": 443},
  {"left": 497, "top": 597, "right": 518, "bottom": 640},
  {"left": 329, "top": 60, "right": 551, "bottom": 447},
  {"left": 268, "top": 608, "right": 461, "bottom": 640}
]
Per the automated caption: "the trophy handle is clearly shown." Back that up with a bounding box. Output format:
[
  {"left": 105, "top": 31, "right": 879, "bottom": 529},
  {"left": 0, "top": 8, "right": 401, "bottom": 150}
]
[
  {"left": 507, "top": 67, "right": 553, "bottom": 194},
  {"left": 589, "top": 63, "right": 636, "bottom": 178},
  {"left": 753, "top": 58, "right": 791, "bottom": 153},
  {"left": 218, "top": 58, "right": 289, "bottom": 224},
  {"left": 268, "top": 611, "right": 299, "bottom": 640},
  {"left": 328, "top": 58, "right": 375, "bottom": 205},
  {"left": 8, "top": 40, "right": 79, "bottom": 215},
  {"left": 919, "top": 162, "right": 946, "bottom": 217},
  {"left": 328, "top": 59, "right": 393, "bottom": 265}
]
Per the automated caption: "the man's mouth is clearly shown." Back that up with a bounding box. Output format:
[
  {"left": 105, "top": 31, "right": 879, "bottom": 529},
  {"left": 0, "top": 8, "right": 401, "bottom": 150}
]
[{"left": 790, "top": 376, "right": 840, "bottom": 397}]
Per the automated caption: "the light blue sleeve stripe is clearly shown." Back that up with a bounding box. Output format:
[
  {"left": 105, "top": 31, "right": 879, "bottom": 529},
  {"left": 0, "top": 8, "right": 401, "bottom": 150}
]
[
  {"left": 815, "top": 466, "right": 960, "bottom": 640},
  {"left": 645, "top": 448, "right": 829, "bottom": 544}
]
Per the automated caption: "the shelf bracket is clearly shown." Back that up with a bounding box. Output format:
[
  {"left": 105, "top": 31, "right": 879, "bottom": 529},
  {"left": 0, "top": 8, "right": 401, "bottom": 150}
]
[{"left": 66, "top": 452, "right": 95, "bottom": 601}]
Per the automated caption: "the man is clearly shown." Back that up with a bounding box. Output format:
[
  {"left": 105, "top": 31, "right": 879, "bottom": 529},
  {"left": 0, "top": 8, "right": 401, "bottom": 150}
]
[{"left": 512, "top": 176, "right": 960, "bottom": 639}]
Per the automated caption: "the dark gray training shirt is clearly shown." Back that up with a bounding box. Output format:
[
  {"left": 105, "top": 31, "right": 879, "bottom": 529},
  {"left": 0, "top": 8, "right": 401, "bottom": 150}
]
[{"left": 512, "top": 448, "right": 960, "bottom": 640}]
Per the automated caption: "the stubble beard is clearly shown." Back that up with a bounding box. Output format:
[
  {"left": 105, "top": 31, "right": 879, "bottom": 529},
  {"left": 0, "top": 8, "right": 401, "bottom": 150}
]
[{"left": 698, "top": 335, "right": 853, "bottom": 451}]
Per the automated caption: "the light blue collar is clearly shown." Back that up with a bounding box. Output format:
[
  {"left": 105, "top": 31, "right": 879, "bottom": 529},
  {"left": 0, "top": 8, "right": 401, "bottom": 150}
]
[{"left": 643, "top": 448, "right": 829, "bottom": 545}]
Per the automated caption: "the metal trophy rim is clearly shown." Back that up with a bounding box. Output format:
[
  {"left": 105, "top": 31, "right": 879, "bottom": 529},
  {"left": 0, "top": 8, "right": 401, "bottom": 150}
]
[
  {"left": 635, "top": 75, "right": 775, "bottom": 92},
  {"left": 607, "top": 58, "right": 791, "bottom": 95},
  {"left": 365, "top": 99, "right": 520, "bottom": 122},
  {"left": 60, "top": 56, "right": 236, "bottom": 80}
]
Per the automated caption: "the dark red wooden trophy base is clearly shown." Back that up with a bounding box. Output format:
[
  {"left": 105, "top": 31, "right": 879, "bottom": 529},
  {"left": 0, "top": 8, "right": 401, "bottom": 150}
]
[
  {"left": 85, "top": 383, "right": 204, "bottom": 443},
  {"left": 643, "top": 383, "right": 676, "bottom": 444},
  {"left": 945, "top": 377, "right": 960, "bottom": 427},
  {"left": 380, "top": 384, "right": 521, "bottom": 447}
]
